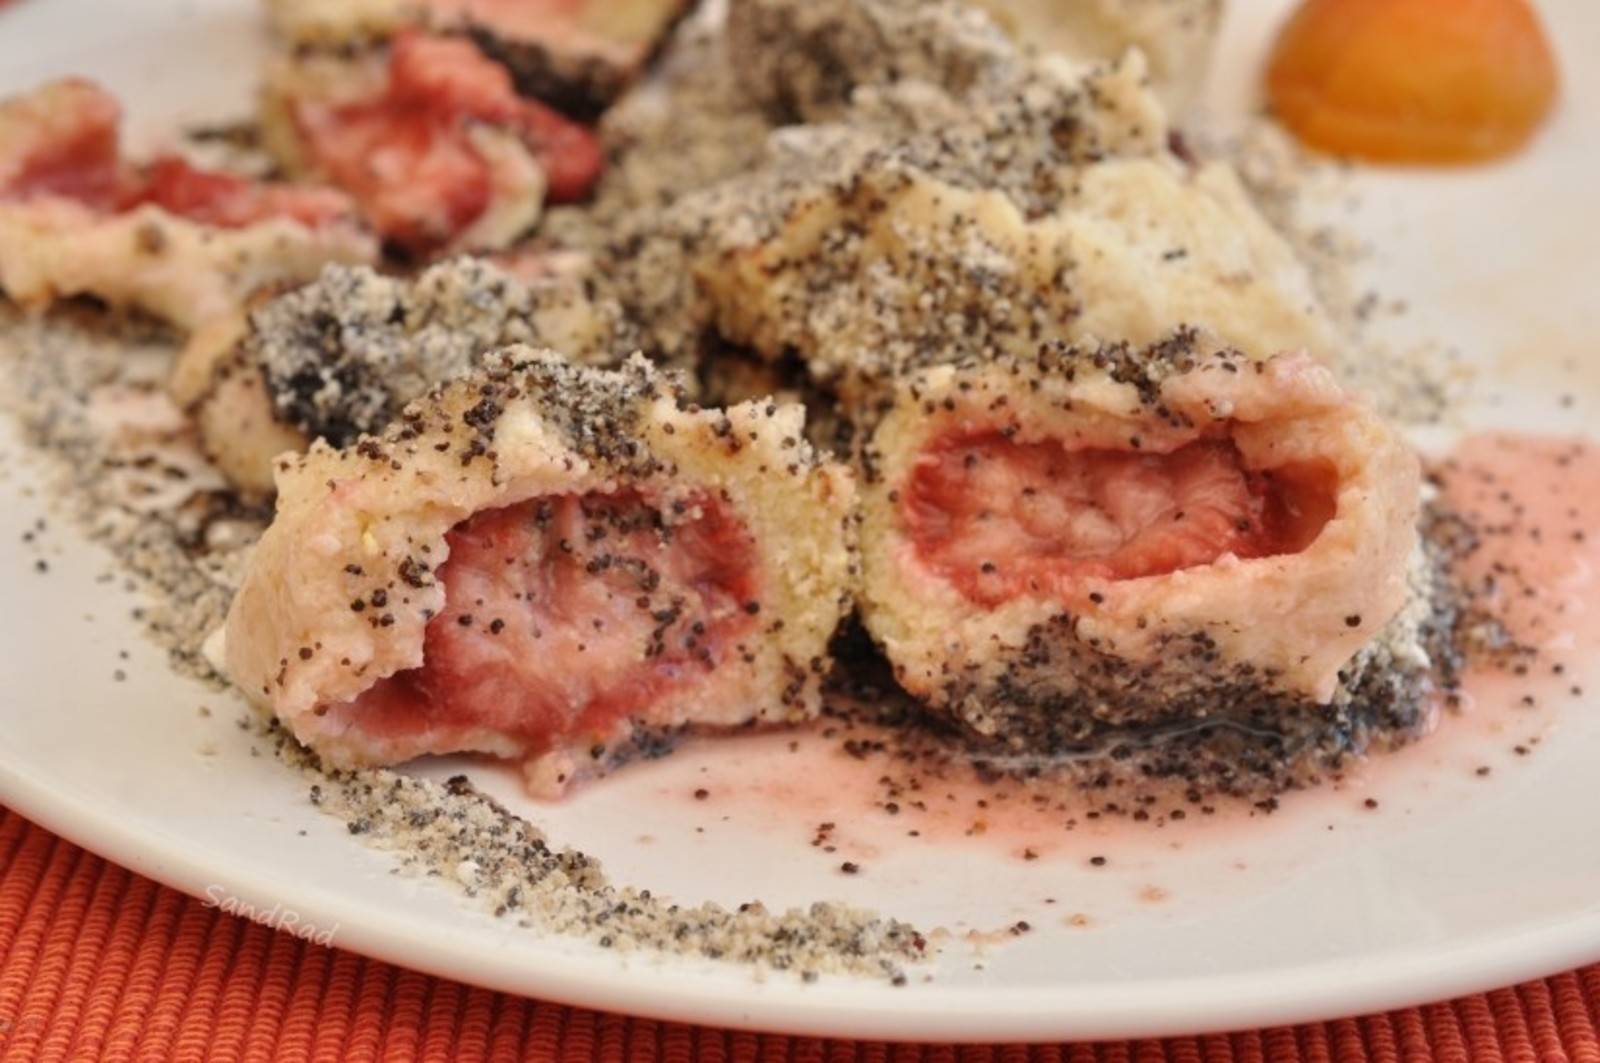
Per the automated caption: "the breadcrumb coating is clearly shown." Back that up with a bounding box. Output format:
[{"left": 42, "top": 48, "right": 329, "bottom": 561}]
[
  {"left": 225, "top": 347, "right": 856, "bottom": 793},
  {"left": 193, "top": 256, "right": 632, "bottom": 494},
  {"left": 857, "top": 329, "right": 1430, "bottom": 750}
]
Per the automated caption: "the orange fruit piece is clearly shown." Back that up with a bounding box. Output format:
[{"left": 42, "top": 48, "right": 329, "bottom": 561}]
[{"left": 1265, "top": 0, "right": 1559, "bottom": 164}]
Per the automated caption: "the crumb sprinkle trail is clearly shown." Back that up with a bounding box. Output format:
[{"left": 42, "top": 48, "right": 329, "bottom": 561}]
[
  {"left": 0, "top": 308, "right": 266, "bottom": 683},
  {"left": 258, "top": 715, "right": 926, "bottom": 983}
]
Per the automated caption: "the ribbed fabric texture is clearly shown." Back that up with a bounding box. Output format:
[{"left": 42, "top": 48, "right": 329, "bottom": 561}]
[{"left": 2, "top": 807, "right": 1598, "bottom": 1062}]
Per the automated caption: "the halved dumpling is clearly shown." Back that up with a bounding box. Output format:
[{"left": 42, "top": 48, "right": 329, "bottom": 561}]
[
  {"left": 857, "top": 329, "right": 1428, "bottom": 750},
  {"left": 189, "top": 255, "right": 630, "bottom": 495},
  {"left": 267, "top": 0, "right": 688, "bottom": 118},
  {"left": 0, "top": 79, "right": 375, "bottom": 345},
  {"left": 225, "top": 348, "right": 855, "bottom": 794},
  {"left": 262, "top": 30, "right": 602, "bottom": 256}
]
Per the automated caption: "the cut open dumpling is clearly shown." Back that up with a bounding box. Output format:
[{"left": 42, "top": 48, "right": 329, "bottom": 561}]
[
  {"left": 0, "top": 79, "right": 375, "bottom": 345},
  {"left": 262, "top": 31, "right": 602, "bottom": 256},
  {"left": 225, "top": 348, "right": 855, "bottom": 794},
  {"left": 857, "top": 329, "right": 1429, "bottom": 751}
]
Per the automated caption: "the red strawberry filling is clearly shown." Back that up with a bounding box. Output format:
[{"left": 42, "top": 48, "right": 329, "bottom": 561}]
[
  {"left": 2, "top": 80, "right": 357, "bottom": 229},
  {"left": 902, "top": 432, "right": 1336, "bottom": 607},
  {"left": 338, "top": 489, "right": 761, "bottom": 755},
  {"left": 124, "top": 155, "right": 355, "bottom": 230},
  {"left": 3, "top": 80, "right": 122, "bottom": 207},
  {"left": 292, "top": 31, "right": 603, "bottom": 254}
]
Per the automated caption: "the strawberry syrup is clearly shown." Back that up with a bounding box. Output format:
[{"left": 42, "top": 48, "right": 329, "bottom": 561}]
[{"left": 647, "top": 433, "right": 1599, "bottom": 868}]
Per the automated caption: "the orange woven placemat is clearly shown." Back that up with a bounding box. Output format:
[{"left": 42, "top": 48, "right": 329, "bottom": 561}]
[{"left": 2, "top": 806, "right": 1598, "bottom": 1062}]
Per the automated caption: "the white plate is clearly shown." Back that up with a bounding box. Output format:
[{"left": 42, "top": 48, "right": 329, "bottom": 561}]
[{"left": 2, "top": 0, "right": 1598, "bottom": 1043}]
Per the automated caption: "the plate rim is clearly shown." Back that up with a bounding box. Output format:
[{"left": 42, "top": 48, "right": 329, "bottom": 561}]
[{"left": 5, "top": 750, "right": 1600, "bottom": 1043}]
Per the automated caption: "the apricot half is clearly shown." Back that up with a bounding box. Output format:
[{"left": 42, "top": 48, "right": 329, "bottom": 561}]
[{"left": 1265, "top": 0, "right": 1559, "bottom": 164}]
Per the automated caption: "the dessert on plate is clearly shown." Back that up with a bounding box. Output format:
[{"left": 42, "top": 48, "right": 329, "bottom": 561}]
[
  {"left": 1, "top": 0, "right": 1482, "bottom": 799},
  {"left": 200, "top": 0, "right": 1458, "bottom": 789}
]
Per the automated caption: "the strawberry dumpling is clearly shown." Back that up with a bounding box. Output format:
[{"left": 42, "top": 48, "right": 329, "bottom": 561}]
[
  {"left": 224, "top": 348, "right": 855, "bottom": 795},
  {"left": 857, "top": 328, "right": 1434, "bottom": 751},
  {"left": 0, "top": 78, "right": 374, "bottom": 343},
  {"left": 262, "top": 30, "right": 603, "bottom": 256}
]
